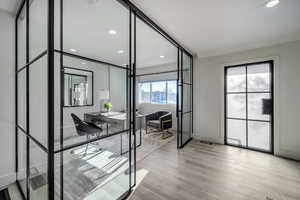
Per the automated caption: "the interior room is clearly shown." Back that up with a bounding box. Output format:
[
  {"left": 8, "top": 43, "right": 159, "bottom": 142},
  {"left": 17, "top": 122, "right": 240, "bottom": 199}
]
[{"left": 0, "top": 0, "right": 300, "bottom": 200}]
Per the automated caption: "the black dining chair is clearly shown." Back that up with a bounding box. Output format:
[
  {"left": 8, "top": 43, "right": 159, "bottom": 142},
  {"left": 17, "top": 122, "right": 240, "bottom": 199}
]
[{"left": 71, "top": 113, "right": 103, "bottom": 156}]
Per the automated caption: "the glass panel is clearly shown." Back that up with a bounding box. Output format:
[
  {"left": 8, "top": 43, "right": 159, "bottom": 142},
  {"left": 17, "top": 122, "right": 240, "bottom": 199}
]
[
  {"left": 167, "top": 81, "right": 177, "bottom": 104},
  {"left": 135, "top": 118, "right": 142, "bottom": 148},
  {"left": 17, "top": 3, "right": 27, "bottom": 69},
  {"left": 63, "top": 0, "right": 129, "bottom": 66},
  {"left": 226, "top": 67, "right": 246, "bottom": 92},
  {"left": 177, "top": 111, "right": 182, "bottom": 147},
  {"left": 130, "top": 131, "right": 135, "bottom": 188},
  {"left": 54, "top": 153, "right": 61, "bottom": 200},
  {"left": 136, "top": 17, "right": 177, "bottom": 68},
  {"left": 56, "top": 137, "right": 130, "bottom": 200},
  {"left": 182, "top": 53, "right": 191, "bottom": 84},
  {"left": 58, "top": 55, "right": 130, "bottom": 149},
  {"left": 138, "top": 82, "right": 150, "bottom": 104},
  {"left": 110, "top": 67, "right": 127, "bottom": 112},
  {"left": 29, "top": 0, "right": 47, "bottom": 60},
  {"left": 247, "top": 64, "right": 270, "bottom": 92},
  {"left": 227, "top": 94, "right": 246, "bottom": 119},
  {"left": 178, "top": 50, "right": 182, "bottom": 81},
  {"left": 54, "top": 52, "right": 61, "bottom": 152},
  {"left": 182, "top": 112, "right": 192, "bottom": 145},
  {"left": 227, "top": 119, "right": 246, "bottom": 146},
  {"left": 29, "top": 140, "right": 48, "bottom": 200},
  {"left": 29, "top": 55, "right": 48, "bottom": 147},
  {"left": 54, "top": 0, "right": 61, "bottom": 50},
  {"left": 178, "top": 84, "right": 182, "bottom": 111},
  {"left": 18, "top": 70, "right": 27, "bottom": 129},
  {"left": 151, "top": 81, "right": 167, "bottom": 104},
  {"left": 248, "top": 121, "right": 271, "bottom": 151},
  {"left": 17, "top": 130, "right": 27, "bottom": 196},
  {"left": 60, "top": 1, "right": 133, "bottom": 197},
  {"left": 183, "top": 84, "right": 191, "bottom": 112},
  {"left": 248, "top": 93, "right": 271, "bottom": 121}
]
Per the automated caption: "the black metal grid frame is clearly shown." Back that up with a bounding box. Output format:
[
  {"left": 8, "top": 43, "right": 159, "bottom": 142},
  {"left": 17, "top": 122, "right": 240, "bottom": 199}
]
[
  {"left": 224, "top": 60, "right": 274, "bottom": 154},
  {"left": 15, "top": 0, "right": 194, "bottom": 199},
  {"left": 177, "top": 49, "right": 193, "bottom": 149}
]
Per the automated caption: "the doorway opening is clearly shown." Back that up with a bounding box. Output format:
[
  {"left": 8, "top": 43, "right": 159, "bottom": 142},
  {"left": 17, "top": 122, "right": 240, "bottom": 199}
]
[{"left": 224, "top": 61, "right": 274, "bottom": 153}]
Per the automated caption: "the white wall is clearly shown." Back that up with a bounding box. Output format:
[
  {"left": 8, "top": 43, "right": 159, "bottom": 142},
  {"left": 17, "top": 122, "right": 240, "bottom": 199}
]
[
  {"left": 0, "top": 11, "right": 15, "bottom": 188},
  {"left": 194, "top": 40, "right": 300, "bottom": 160}
]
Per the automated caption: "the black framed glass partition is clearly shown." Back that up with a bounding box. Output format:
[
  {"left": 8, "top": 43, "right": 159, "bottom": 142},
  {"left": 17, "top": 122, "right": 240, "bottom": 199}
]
[
  {"left": 16, "top": 0, "right": 134, "bottom": 199},
  {"left": 16, "top": 0, "right": 49, "bottom": 199},
  {"left": 16, "top": 0, "right": 193, "bottom": 199},
  {"left": 177, "top": 50, "right": 193, "bottom": 148}
]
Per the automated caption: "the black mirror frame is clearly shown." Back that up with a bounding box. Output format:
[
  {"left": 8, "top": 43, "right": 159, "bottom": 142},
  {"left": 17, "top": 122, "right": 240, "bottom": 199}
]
[{"left": 63, "top": 66, "right": 94, "bottom": 108}]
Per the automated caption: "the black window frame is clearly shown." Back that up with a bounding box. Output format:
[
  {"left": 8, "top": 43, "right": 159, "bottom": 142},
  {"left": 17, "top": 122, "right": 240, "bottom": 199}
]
[{"left": 224, "top": 60, "right": 274, "bottom": 154}]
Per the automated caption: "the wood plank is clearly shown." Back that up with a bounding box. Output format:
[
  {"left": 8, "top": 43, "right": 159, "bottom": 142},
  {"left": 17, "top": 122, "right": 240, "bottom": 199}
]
[{"left": 130, "top": 139, "right": 300, "bottom": 200}]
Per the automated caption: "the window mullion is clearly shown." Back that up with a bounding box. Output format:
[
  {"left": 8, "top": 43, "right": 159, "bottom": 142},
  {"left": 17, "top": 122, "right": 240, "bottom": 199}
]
[
  {"left": 166, "top": 81, "right": 168, "bottom": 104},
  {"left": 150, "top": 82, "right": 152, "bottom": 103}
]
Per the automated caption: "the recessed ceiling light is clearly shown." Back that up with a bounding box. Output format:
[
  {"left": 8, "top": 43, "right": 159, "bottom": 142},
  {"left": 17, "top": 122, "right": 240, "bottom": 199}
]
[
  {"left": 160, "top": 55, "right": 165, "bottom": 58},
  {"left": 81, "top": 62, "right": 86, "bottom": 65},
  {"left": 266, "top": 0, "right": 280, "bottom": 8},
  {"left": 108, "top": 30, "right": 117, "bottom": 35},
  {"left": 70, "top": 48, "right": 77, "bottom": 52},
  {"left": 117, "top": 50, "right": 125, "bottom": 54}
]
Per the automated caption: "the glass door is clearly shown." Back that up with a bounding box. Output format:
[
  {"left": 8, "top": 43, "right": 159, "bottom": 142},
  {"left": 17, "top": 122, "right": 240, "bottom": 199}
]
[
  {"left": 54, "top": 0, "right": 136, "bottom": 199},
  {"left": 225, "top": 61, "right": 274, "bottom": 153},
  {"left": 177, "top": 49, "right": 193, "bottom": 148}
]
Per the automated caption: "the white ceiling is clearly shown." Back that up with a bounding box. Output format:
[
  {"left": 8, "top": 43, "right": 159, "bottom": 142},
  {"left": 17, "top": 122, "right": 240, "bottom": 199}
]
[
  {"left": 0, "top": 0, "right": 19, "bottom": 13},
  {"left": 62, "top": 0, "right": 177, "bottom": 68},
  {"left": 15, "top": 0, "right": 177, "bottom": 68},
  {"left": 132, "top": 0, "right": 300, "bottom": 58},
  {"left": 6, "top": 0, "right": 300, "bottom": 64}
]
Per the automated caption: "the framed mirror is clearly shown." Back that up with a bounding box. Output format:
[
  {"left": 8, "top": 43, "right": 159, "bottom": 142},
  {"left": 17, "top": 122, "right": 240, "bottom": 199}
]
[{"left": 64, "top": 67, "right": 94, "bottom": 107}]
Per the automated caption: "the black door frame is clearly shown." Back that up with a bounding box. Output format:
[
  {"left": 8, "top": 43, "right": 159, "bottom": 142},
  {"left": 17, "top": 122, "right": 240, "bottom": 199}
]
[
  {"left": 177, "top": 49, "right": 194, "bottom": 149},
  {"left": 224, "top": 60, "right": 274, "bottom": 154}
]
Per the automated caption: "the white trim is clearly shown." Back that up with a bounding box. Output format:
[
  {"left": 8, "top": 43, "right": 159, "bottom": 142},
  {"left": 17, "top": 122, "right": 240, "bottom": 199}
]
[
  {"left": 0, "top": 172, "right": 16, "bottom": 189},
  {"left": 193, "top": 135, "right": 223, "bottom": 144},
  {"left": 278, "top": 149, "right": 300, "bottom": 161}
]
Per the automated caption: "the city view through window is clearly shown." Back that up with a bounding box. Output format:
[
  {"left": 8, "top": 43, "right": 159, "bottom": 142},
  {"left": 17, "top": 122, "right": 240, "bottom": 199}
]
[{"left": 139, "top": 80, "right": 177, "bottom": 104}]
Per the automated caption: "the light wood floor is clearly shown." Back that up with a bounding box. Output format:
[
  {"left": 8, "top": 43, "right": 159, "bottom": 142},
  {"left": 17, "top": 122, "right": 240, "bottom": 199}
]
[{"left": 130, "top": 139, "right": 300, "bottom": 200}]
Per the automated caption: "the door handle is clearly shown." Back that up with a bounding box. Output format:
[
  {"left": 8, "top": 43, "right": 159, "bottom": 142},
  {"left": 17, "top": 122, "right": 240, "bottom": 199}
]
[{"left": 262, "top": 99, "right": 272, "bottom": 115}]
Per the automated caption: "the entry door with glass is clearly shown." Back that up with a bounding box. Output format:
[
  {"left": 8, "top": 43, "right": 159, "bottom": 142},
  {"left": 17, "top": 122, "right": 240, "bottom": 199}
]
[{"left": 225, "top": 61, "right": 274, "bottom": 153}]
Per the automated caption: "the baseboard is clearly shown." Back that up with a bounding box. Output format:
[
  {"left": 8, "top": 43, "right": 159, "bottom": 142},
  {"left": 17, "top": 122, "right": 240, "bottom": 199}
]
[
  {"left": 277, "top": 149, "right": 300, "bottom": 161},
  {"left": 0, "top": 172, "right": 16, "bottom": 190},
  {"left": 193, "top": 134, "right": 223, "bottom": 145}
]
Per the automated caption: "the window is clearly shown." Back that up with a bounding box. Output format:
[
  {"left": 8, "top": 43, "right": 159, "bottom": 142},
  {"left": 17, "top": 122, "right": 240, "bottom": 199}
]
[
  {"left": 151, "top": 81, "right": 167, "bottom": 104},
  {"left": 138, "top": 80, "right": 177, "bottom": 104},
  {"left": 139, "top": 82, "right": 151, "bottom": 103},
  {"left": 167, "top": 81, "right": 177, "bottom": 104}
]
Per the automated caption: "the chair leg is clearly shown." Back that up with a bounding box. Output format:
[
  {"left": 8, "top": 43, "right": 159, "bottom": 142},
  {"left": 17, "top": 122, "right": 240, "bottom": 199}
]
[
  {"left": 84, "top": 135, "right": 90, "bottom": 156},
  {"left": 106, "top": 123, "right": 109, "bottom": 135},
  {"left": 84, "top": 143, "right": 89, "bottom": 155}
]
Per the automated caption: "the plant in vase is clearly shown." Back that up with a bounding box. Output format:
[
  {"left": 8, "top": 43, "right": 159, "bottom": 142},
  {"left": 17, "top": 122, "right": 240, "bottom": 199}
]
[{"left": 103, "top": 102, "right": 112, "bottom": 112}]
